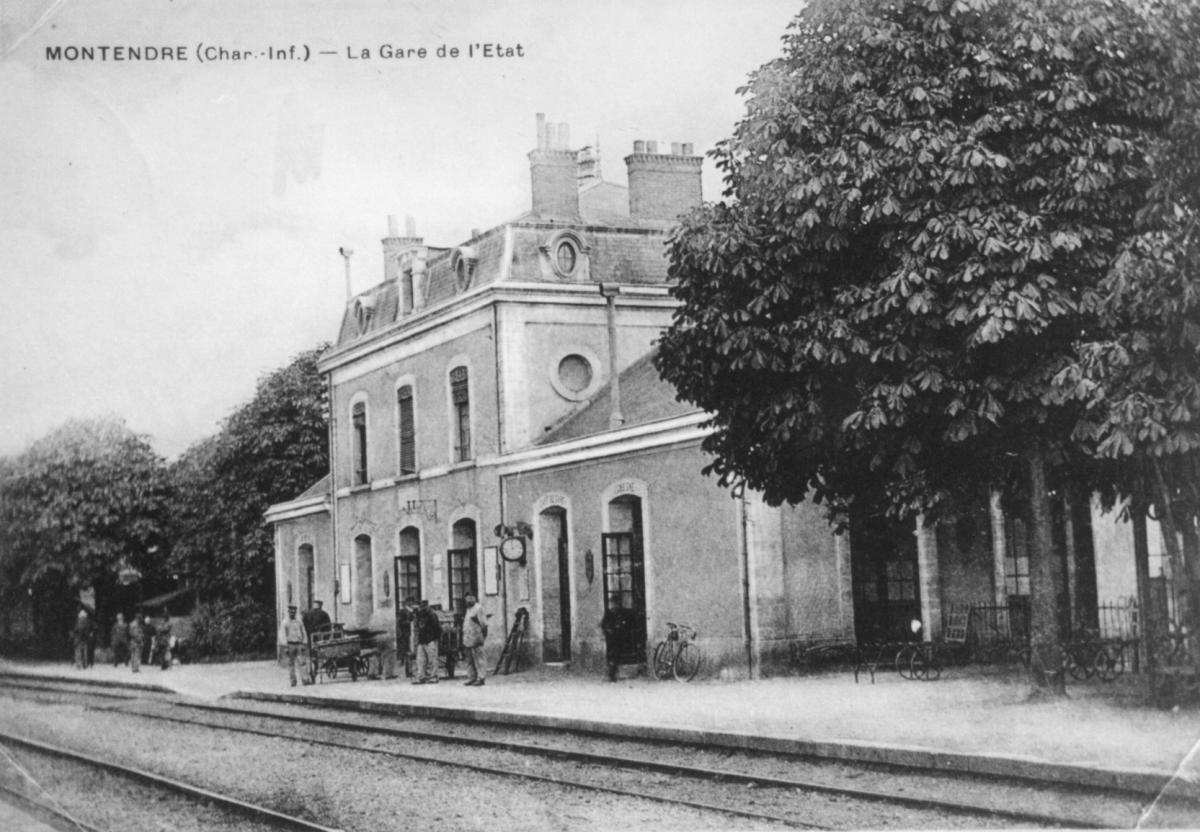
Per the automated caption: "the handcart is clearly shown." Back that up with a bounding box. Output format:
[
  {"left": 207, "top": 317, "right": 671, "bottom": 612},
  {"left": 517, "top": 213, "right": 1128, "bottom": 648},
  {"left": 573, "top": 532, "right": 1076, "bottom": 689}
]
[{"left": 307, "top": 624, "right": 383, "bottom": 684}]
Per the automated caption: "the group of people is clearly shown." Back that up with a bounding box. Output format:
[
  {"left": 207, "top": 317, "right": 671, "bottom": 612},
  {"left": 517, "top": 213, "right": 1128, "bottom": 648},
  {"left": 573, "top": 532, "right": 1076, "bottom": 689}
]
[
  {"left": 406, "top": 594, "right": 488, "bottom": 686},
  {"left": 72, "top": 608, "right": 174, "bottom": 673}
]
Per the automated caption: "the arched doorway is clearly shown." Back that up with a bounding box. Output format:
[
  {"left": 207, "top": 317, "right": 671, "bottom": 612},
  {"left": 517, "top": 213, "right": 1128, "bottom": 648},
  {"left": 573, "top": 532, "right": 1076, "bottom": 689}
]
[
  {"left": 539, "top": 506, "right": 571, "bottom": 662},
  {"left": 602, "top": 495, "right": 647, "bottom": 662},
  {"left": 298, "top": 544, "right": 314, "bottom": 611}
]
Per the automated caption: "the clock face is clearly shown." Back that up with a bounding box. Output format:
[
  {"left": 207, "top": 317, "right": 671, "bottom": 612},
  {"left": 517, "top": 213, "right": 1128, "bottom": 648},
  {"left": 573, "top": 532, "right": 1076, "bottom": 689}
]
[{"left": 499, "top": 536, "right": 526, "bottom": 562}]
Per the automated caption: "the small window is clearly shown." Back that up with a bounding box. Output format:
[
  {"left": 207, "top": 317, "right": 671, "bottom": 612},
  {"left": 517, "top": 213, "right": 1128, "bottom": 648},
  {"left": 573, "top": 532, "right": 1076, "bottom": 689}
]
[
  {"left": 450, "top": 366, "right": 471, "bottom": 462},
  {"left": 555, "top": 240, "right": 578, "bottom": 275},
  {"left": 352, "top": 401, "right": 368, "bottom": 485},
  {"left": 397, "top": 385, "right": 416, "bottom": 475}
]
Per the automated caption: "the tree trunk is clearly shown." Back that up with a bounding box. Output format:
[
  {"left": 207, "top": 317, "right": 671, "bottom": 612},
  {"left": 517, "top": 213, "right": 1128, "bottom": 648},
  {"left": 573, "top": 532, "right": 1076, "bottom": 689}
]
[
  {"left": 1151, "top": 459, "right": 1200, "bottom": 664},
  {"left": 1132, "top": 500, "right": 1153, "bottom": 678},
  {"left": 1027, "top": 446, "right": 1067, "bottom": 698}
]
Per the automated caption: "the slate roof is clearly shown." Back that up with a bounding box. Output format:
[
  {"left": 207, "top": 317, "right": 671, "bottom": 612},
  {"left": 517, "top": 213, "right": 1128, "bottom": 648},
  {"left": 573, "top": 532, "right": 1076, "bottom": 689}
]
[{"left": 537, "top": 348, "right": 699, "bottom": 444}]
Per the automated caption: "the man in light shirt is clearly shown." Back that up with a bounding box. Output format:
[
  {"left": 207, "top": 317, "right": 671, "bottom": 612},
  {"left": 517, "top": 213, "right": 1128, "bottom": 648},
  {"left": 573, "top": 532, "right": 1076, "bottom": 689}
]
[{"left": 278, "top": 605, "right": 308, "bottom": 687}]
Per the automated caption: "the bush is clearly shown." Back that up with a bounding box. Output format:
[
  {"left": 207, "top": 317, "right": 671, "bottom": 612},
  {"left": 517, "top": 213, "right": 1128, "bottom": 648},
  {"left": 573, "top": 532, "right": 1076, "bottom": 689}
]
[{"left": 188, "top": 598, "right": 275, "bottom": 660}]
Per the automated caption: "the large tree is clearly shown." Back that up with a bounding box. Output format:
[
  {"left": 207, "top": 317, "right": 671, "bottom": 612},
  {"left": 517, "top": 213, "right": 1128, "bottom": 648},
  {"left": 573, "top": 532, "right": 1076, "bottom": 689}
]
[
  {"left": 0, "top": 418, "right": 171, "bottom": 650},
  {"left": 656, "top": 0, "right": 1199, "bottom": 691},
  {"left": 167, "top": 345, "right": 329, "bottom": 604}
]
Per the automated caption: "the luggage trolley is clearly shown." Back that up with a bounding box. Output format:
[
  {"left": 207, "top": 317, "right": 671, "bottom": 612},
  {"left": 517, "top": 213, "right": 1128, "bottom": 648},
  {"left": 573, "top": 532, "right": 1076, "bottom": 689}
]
[{"left": 307, "top": 624, "right": 383, "bottom": 684}]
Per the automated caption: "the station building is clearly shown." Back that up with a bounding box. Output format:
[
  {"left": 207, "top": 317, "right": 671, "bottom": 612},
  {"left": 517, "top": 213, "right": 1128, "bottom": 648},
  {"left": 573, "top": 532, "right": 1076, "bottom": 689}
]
[{"left": 267, "top": 116, "right": 1133, "bottom": 677}]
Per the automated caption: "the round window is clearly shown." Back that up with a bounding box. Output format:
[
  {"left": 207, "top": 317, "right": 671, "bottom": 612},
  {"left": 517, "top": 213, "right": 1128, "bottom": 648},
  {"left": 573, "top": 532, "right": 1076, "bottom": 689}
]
[
  {"left": 555, "top": 240, "right": 578, "bottom": 275},
  {"left": 557, "top": 354, "right": 593, "bottom": 393},
  {"left": 455, "top": 257, "right": 471, "bottom": 290}
]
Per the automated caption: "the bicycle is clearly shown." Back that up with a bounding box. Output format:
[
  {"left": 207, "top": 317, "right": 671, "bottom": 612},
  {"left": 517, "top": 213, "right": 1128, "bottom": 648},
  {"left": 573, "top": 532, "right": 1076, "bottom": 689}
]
[{"left": 652, "top": 622, "right": 702, "bottom": 682}]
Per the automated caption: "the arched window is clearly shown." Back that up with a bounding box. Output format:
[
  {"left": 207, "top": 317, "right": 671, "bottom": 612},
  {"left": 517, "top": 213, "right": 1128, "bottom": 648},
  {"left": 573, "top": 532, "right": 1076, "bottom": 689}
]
[
  {"left": 354, "top": 535, "right": 373, "bottom": 616},
  {"left": 450, "top": 366, "right": 471, "bottom": 462},
  {"left": 397, "top": 527, "right": 422, "bottom": 603},
  {"left": 352, "top": 401, "right": 368, "bottom": 485},
  {"left": 448, "top": 518, "right": 478, "bottom": 613},
  {"left": 397, "top": 385, "right": 416, "bottom": 475}
]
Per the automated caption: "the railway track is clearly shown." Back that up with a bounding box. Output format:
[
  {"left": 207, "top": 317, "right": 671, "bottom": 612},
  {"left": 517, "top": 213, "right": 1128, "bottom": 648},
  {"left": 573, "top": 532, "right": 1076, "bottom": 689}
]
[
  {"left": 0, "top": 726, "right": 343, "bottom": 832},
  {"left": 4, "top": 676, "right": 1189, "bottom": 829}
]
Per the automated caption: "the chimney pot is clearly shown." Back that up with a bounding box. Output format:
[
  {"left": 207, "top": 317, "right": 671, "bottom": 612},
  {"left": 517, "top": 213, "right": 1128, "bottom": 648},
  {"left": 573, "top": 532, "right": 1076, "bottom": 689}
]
[
  {"left": 405, "top": 215, "right": 417, "bottom": 237},
  {"left": 682, "top": 142, "right": 694, "bottom": 156},
  {"left": 646, "top": 140, "right": 658, "bottom": 154},
  {"left": 558, "top": 123, "right": 570, "bottom": 149},
  {"left": 633, "top": 140, "right": 645, "bottom": 153},
  {"left": 671, "top": 142, "right": 682, "bottom": 155},
  {"left": 387, "top": 215, "right": 399, "bottom": 236},
  {"left": 536, "top": 113, "right": 547, "bottom": 149}
]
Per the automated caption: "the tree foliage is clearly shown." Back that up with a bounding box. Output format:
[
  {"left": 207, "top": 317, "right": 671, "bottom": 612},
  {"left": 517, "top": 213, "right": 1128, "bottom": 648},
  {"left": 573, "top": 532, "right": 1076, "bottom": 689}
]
[
  {"left": 657, "top": 0, "right": 1197, "bottom": 525},
  {"left": 166, "top": 345, "right": 330, "bottom": 602},
  {"left": 655, "top": 0, "right": 1200, "bottom": 687},
  {"left": 0, "top": 418, "right": 171, "bottom": 599}
]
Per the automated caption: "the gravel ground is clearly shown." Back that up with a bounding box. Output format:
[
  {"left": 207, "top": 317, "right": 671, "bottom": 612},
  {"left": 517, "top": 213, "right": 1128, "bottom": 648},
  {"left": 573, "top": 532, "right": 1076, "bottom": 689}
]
[
  {"left": 181, "top": 698, "right": 1147, "bottom": 828},
  {"left": 0, "top": 698, "right": 743, "bottom": 831},
  {"left": 4, "top": 689, "right": 1198, "bottom": 830}
]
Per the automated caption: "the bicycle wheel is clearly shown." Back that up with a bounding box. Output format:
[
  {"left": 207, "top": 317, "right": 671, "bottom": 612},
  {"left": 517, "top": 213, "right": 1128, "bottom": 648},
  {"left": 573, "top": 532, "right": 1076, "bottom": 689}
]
[
  {"left": 673, "top": 641, "right": 702, "bottom": 682},
  {"left": 895, "top": 645, "right": 916, "bottom": 680},
  {"left": 652, "top": 641, "right": 673, "bottom": 680},
  {"left": 1093, "top": 644, "right": 1124, "bottom": 682},
  {"left": 910, "top": 648, "right": 942, "bottom": 681}
]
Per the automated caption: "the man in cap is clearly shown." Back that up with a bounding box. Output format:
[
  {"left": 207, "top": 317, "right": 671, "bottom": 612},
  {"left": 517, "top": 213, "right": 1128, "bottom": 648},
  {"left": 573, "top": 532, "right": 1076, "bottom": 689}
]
[
  {"left": 302, "top": 599, "right": 331, "bottom": 637},
  {"left": 278, "top": 605, "right": 308, "bottom": 687},
  {"left": 461, "top": 594, "right": 488, "bottom": 686}
]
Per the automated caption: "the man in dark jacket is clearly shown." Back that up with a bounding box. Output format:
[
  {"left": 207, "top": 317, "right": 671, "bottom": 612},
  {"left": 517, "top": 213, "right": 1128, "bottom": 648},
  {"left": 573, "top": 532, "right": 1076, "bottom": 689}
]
[
  {"left": 110, "top": 613, "right": 130, "bottom": 666},
  {"left": 601, "top": 605, "right": 632, "bottom": 682},
  {"left": 412, "top": 601, "right": 442, "bottom": 684}
]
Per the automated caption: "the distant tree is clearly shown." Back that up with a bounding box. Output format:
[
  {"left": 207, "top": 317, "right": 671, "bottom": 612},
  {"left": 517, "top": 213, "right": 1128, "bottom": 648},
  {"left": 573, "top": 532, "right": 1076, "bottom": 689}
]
[
  {"left": 167, "top": 345, "right": 329, "bottom": 607},
  {"left": 655, "top": 0, "right": 1199, "bottom": 693},
  {"left": 0, "top": 418, "right": 171, "bottom": 651}
]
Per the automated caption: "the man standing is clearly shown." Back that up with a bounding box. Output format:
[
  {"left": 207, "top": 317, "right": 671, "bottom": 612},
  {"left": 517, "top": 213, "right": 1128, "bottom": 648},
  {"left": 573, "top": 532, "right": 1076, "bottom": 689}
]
[
  {"left": 412, "top": 600, "right": 442, "bottom": 684},
  {"left": 601, "top": 605, "right": 630, "bottom": 682},
  {"left": 110, "top": 613, "right": 129, "bottom": 667},
  {"left": 278, "top": 605, "right": 308, "bottom": 687},
  {"left": 71, "top": 610, "right": 90, "bottom": 670},
  {"left": 156, "top": 613, "right": 173, "bottom": 670},
  {"left": 462, "top": 594, "right": 488, "bottom": 686},
  {"left": 128, "top": 614, "right": 144, "bottom": 673},
  {"left": 303, "top": 599, "right": 331, "bottom": 636}
]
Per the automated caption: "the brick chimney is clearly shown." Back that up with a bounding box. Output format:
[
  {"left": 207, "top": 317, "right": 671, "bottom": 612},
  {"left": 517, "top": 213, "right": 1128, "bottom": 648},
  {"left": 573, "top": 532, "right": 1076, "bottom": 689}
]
[
  {"left": 528, "top": 113, "right": 579, "bottom": 220},
  {"left": 382, "top": 214, "right": 424, "bottom": 283},
  {"left": 624, "top": 140, "right": 702, "bottom": 221}
]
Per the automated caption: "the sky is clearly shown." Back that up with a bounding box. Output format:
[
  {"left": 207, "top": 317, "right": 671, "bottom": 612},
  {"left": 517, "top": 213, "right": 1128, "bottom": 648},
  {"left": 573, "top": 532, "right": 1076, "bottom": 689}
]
[{"left": 0, "top": 0, "right": 799, "bottom": 460}]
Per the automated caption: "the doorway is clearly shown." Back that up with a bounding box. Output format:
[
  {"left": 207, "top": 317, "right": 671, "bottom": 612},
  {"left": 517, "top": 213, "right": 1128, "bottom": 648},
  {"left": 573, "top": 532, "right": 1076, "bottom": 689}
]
[
  {"left": 539, "top": 506, "right": 572, "bottom": 662},
  {"left": 851, "top": 513, "right": 922, "bottom": 643}
]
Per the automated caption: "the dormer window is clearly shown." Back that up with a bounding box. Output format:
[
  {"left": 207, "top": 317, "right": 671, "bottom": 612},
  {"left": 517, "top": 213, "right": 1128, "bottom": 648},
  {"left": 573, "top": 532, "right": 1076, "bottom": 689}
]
[
  {"left": 541, "top": 230, "right": 589, "bottom": 280},
  {"left": 555, "top": 240, "right": 577, "bottom": 275},
  {"left": 354, "top": 294, "right": 377, "bottom": 335},
  {"left": 450, "top": 247, "right": 477, "bottom": 292}
]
